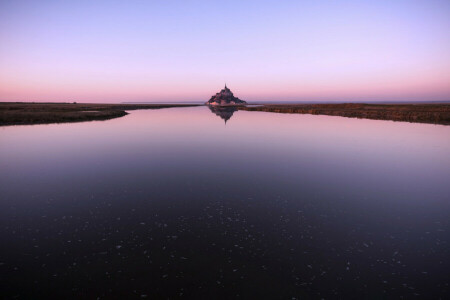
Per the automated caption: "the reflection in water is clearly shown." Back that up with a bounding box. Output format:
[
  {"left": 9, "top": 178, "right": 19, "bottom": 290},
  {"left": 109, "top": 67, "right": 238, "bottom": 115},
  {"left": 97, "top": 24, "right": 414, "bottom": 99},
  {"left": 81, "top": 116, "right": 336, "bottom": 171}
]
[
  {"left": 208, "top": 105, "right": 238, "bottom": 123},
  {"left": 0, "top": 107, "right": 449, "bottom": 298}
]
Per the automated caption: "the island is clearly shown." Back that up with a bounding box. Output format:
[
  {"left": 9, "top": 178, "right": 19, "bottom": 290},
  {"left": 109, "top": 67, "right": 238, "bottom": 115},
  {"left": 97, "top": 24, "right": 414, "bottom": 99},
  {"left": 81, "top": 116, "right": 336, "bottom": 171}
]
[{"left": 206, "top": 85, "right": 247, "bottom": 106}]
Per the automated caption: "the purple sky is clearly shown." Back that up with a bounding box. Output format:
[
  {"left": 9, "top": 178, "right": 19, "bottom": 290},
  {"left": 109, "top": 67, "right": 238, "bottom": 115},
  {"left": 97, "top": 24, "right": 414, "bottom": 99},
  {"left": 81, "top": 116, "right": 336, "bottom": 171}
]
[{"left": 1, "top": 0, "right": 449, "bottom": 103}]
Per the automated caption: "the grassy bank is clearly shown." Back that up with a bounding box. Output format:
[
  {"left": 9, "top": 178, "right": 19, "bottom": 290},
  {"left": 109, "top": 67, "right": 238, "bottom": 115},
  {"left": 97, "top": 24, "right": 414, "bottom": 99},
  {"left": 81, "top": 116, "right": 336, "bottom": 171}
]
[
  {"left": 238, "top": 103, "right": 450, "bottom": 125},
  {"left": 0, "top": 102, "right": 201, "bottom": 126},
  {"left": 2, "top": 102, "right": 449, "bottom": 126}
]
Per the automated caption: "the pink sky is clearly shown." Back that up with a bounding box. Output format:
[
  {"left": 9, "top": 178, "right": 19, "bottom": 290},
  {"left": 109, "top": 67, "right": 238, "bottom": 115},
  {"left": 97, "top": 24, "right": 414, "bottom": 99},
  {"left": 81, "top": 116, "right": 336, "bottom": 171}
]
[{"left": 1, "top": 1, "right": 449, "bottom": 103}]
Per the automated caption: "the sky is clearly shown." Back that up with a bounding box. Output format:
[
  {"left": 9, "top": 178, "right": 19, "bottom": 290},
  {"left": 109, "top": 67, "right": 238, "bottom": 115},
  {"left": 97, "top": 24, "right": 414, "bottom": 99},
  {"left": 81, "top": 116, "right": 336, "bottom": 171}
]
[{"left": 0, "top": 0, "right": 449, "bottom": 103}]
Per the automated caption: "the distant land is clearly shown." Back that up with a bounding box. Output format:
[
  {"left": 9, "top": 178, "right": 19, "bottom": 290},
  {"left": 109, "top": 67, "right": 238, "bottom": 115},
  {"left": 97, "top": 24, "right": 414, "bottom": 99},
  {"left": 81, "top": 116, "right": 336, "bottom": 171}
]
[
  {"left": 0, "top": 103, "right": 201, "bottom": 126},
  {"left": 121, "top": 100, "right": 450, "bottom": 104},
  {"left": 239, "top": 103, "right": 450, "bottom": 125},
  {"left": 1, "top": 102, "right": 449, "bottom": 126}
]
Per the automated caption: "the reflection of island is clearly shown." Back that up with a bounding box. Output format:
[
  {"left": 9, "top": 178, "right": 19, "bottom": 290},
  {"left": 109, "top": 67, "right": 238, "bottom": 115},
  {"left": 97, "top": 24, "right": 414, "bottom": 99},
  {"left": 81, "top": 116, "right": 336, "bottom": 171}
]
[{"left": 208, "top": 105, "right": 238, "bottom": 123}]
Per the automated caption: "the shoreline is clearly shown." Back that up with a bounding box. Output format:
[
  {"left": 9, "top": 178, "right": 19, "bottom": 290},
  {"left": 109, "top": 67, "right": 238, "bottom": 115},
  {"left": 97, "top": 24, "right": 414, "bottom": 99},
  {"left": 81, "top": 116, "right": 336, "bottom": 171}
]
[
  {"left": 0, "top": 102, "right": 202, "bottom": 126},
  {"left": 238, "top": 103, "right": 450, "bottom": 125},
  {"left": 1, "top": 102, "right": 449, "bottom": 126}
]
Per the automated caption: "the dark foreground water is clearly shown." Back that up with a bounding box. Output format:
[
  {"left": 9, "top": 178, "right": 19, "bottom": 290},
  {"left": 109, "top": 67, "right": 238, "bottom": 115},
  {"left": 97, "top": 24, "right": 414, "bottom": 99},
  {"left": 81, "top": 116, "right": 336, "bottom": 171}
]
[{"left": 1, "top": 107, "right": 449, "bottom": 299}]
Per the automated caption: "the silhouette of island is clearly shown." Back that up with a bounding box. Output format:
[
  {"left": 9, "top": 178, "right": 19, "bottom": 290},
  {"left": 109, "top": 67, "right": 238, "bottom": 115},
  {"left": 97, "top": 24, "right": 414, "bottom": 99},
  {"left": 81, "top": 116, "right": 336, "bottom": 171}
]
[
  {"left": 208, "top": 106, "right": 238, "bottom": 124},
  {"left": 206, "top": 85, "right": 247, "bottom": 106}
]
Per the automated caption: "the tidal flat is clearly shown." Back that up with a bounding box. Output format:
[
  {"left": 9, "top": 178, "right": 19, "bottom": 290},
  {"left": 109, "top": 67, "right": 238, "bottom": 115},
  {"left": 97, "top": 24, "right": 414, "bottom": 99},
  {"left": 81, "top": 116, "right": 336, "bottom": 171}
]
[
  {"left": 0, "top": 102, "right": 202, "bottom": 126},
  {"left": 1, "top": 102, "right": 450, "bottom": 126},
  {"left": 239, "top": 103, "right": 450, "bottom": 125}
]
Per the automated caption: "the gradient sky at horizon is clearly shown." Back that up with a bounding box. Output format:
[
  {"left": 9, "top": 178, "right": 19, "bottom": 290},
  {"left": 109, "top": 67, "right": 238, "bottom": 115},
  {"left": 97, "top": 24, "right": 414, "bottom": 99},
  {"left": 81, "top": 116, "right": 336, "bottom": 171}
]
[{"left": 1, "top": 0, "right": 449, "bottom": 103}]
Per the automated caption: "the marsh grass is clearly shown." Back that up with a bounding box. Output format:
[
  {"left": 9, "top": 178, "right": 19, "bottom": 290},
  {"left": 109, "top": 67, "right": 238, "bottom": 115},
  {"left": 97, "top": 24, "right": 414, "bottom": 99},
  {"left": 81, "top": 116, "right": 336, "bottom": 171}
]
[
  {"left": 238, "top": 103, "right": 450, "bottom": 125},
  {"left": 0, "top": 103, "right": 201, "bottom": 126}
]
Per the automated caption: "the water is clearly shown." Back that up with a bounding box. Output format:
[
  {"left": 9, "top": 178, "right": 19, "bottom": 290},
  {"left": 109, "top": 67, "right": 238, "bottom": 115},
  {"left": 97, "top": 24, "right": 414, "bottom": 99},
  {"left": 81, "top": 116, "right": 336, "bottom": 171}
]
[{"left": 1, "top": 106, "right": 449, "bottom": 298}]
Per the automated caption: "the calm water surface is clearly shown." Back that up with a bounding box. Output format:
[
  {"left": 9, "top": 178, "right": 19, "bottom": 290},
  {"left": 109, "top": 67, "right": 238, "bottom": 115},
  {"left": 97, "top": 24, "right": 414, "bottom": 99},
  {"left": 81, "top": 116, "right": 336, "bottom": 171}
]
[{"left": 1, "top": 107, "right": 449, "bottom": 298}]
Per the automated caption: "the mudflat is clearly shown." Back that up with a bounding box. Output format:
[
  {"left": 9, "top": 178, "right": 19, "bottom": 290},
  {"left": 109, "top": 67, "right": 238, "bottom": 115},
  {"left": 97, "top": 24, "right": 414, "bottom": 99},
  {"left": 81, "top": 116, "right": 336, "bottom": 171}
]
[
  {"left": 0, "top": 102, "right": 201, "bottom": 126},
  {"left": 1, "top": 102, "right": 449, "bottom": 126},
  {"left": 239, "top": 103, "right": 450, "bottom": 125}
]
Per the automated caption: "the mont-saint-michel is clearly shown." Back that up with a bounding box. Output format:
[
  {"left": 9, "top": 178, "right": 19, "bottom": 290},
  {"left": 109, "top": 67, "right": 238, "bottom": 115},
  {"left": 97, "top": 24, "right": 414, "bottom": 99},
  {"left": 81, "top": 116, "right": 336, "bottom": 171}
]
[{"left": 206, "top": 85, "right": 247, "bottom": 106}]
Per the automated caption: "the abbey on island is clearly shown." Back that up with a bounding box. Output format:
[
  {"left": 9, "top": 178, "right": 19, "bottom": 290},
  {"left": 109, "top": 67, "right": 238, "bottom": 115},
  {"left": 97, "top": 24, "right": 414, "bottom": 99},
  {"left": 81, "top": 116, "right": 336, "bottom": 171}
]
[{"left": 206, "top": 85, "right": 247, "bottom": 106}]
